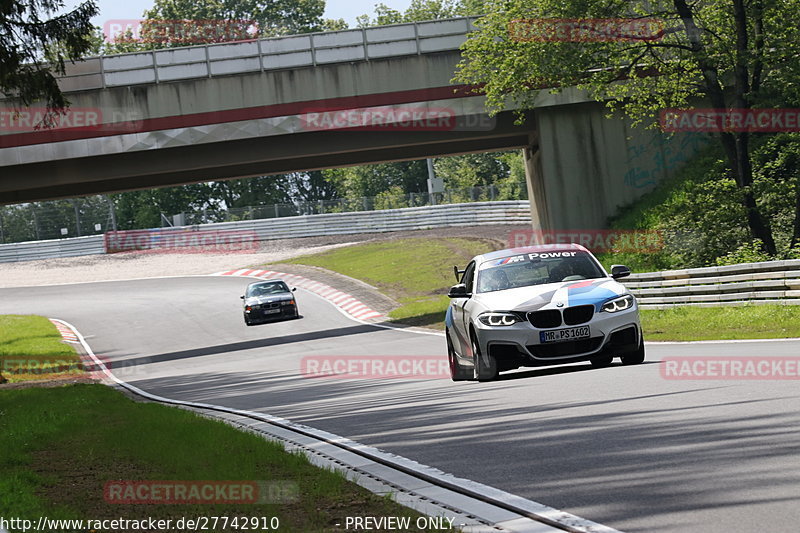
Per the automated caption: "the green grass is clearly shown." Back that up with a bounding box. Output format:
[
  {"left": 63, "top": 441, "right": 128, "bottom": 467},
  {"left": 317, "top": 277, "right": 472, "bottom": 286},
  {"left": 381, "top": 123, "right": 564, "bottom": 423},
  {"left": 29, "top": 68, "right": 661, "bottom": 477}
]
[
  {"left": 0, "top": 384, "right": 454, "bottom": 532},
  {"left": 0, "top": 315, "right": 84, "bottom": 383},
  {"left": 284, "top": 238, "right": 800, "bottom": 341},
  {"left": 286, "top": 237, "right": 501, "bottom": 327},
  {"left": 641, "top": 305, "right": 800, "bottom": 341}
]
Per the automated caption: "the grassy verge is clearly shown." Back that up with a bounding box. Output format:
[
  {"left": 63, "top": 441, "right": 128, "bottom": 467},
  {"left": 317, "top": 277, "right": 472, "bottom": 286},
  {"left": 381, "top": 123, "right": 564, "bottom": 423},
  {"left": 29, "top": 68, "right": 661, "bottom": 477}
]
[
  {"left": 0, "top": 315, "right": 84, "bottom": 383},
  {"left": 0, "top": 384, "right": 452, "bottom": 532},
  {"left": 285, "top": 237, "right": 502, "bottom": 328},
  {"left": 640, "top": 305, "right": 800, "bottom": 341},
  {"left": 286, "top": 238, "right": 800, "bottom": 341}
]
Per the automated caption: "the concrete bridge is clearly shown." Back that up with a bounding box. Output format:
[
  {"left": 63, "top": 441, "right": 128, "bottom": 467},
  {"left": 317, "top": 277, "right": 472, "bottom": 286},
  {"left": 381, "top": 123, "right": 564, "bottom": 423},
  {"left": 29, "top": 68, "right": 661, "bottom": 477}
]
[{"left": 0, "top": 17, "right": 708, "bottom": 229}]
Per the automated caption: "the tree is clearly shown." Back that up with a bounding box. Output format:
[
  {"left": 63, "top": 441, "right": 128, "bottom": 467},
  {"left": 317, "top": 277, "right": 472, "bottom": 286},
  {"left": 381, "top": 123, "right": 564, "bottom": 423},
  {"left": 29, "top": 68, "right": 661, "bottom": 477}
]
[
  {"left": 455, "top": 0, "right": 800, "bottom": 255},
  {"left": 1, "top": 0, "right": 98, "bottom": 109},
  {"left": 140, "top": 0, "right": 326, "bottom": 45},
  {"left": 324, "top": 161, "right": 429, "bottom": 198},
  {"left": 357, "top": 0, "right": 483, "bottom": 27}
]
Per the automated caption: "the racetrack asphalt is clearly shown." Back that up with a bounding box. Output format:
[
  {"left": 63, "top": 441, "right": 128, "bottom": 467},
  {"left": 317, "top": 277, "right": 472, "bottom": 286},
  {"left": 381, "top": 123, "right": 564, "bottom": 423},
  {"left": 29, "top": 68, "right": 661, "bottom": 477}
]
[{"left": 1, "top": 275, "right": 799, "bottom": 533}]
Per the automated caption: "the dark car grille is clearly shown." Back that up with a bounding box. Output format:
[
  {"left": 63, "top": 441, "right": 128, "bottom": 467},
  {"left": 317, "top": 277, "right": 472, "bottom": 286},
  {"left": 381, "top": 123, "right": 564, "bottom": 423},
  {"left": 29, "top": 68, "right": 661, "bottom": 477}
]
[
  {"left": 527, "top": 305, "right": 596, "bottom": 328},
  {"left": 254, "top": 302, "right": 281, "bottom": 309},
  {"left": 527, "top": 310, "right": 562, "bottom": 328},
  {"left": 527, "top": 337, "right": 604, "bottom": 358},
  {"left": 563, "top": 305, "right": 595, "bottom": 325}
]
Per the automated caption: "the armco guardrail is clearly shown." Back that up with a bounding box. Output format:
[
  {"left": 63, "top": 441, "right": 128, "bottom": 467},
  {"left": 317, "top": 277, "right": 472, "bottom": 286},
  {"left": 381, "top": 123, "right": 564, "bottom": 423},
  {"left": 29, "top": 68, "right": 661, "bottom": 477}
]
[
  {"left": 0, "top": 201, "right": 530, "bottom": 263},
  {"left": 624, "top": 260, "right": 800, "bottom": 308},
  {"left": 58, "top": 17, "right": 479, "bottom": 92},
  {"left": 0, "top": 235, "right": 105, "bottom": 263}
]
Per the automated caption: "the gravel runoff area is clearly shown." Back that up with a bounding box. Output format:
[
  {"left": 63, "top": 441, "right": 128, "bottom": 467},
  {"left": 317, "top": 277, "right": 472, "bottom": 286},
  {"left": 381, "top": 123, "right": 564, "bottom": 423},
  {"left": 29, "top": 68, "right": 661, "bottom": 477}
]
[{"left": 0, "top": 225, "right": 527, "bottom": 292}]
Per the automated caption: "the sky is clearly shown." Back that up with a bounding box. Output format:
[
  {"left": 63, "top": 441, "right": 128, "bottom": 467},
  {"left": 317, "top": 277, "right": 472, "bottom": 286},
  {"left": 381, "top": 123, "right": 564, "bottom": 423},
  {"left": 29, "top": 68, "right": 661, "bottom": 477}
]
[{"left": 87, "top": 0, "right": 413, "bottom": 30}]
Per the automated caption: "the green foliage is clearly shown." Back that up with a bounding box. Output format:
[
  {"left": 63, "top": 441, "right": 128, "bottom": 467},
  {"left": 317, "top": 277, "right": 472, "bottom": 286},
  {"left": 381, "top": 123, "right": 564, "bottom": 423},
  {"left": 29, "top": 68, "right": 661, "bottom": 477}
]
[
  {"left": 456, "top": 0, "right": 800, "bottom": 129},
  {"left": 143, "top": 0, "right": 326, "bottom": 40},
  {"left": 433, "top": 151, "right": 511, "bottom": 188},
  {"left": 357, "top": 0, "right": 483, "bottom": 27},
  {"left": 606, "top": 133, "right": 800, "bottom": 268},
  {"left": 715, "top": 241, "right": 774, "bottom": 266},
  {"left": 373, "top": 185, "right": 409, "bottom": 209},
  {"left": 640, "top": 305, "right": 800, "bottom": 341},
  {"left": 1, "top": 0, "right": 98, "bottom": 109}
]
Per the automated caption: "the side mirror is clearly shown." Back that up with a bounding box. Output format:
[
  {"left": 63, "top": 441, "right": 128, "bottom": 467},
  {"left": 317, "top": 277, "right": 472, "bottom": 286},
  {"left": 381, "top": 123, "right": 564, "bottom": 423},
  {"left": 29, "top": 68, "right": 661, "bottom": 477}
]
[
  {"left": 611, "top": 264, "right": 631, "bottom": 279},
  {"left": 448, "top": 283, "right": 470, "bottom": 298},
  {"left": 291, "top": 287, "right": 297, "bottom": 292},
  {"left": 240, "top": 295, "right": 245, "bottom": 299}
]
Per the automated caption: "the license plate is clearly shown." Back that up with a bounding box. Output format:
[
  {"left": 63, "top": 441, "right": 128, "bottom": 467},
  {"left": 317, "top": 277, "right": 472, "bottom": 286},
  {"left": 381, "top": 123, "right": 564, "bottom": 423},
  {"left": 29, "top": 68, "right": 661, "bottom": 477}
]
[
  {"left": 263, "top": 308, "right": 281, "bottom": 314},
  {"left": 540, "top": 326, "right": 590, "bottom": 343}
]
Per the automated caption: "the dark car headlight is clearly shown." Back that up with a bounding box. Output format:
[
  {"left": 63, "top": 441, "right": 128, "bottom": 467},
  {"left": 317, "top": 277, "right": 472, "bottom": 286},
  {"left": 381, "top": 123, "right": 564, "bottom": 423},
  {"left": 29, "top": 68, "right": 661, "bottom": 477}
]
[
  {"left": 601, "top": 295, "right": 635, "bottom": 313},
  {"left": 478, "top": 312, "right": 521, "bottom": 326},
  {"left": 281, "top": 299, "right": 296, "bottom": 306}
]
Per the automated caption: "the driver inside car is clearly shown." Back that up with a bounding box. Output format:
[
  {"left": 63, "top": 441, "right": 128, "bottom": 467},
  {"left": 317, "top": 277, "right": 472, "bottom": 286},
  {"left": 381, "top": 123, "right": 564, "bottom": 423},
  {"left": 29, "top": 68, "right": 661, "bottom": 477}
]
[{"left": 482, "top": 269, "right": 511, "bottom": 292}]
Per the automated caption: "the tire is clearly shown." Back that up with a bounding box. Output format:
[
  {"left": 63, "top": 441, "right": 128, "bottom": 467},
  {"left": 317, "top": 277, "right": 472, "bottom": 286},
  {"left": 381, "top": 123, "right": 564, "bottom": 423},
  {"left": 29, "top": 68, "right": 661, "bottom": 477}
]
[
  {"left": 590, "top": 354, "right": 613, "bottom": 368},
  {"left": 621, "top": 337, "right": 646, "bottom": 365},
  {"left": 472, "top": 334, "right": 498, "bottom": 381},
  {"left": 446, "top": 330, "right": 471, "bottom": 381}
]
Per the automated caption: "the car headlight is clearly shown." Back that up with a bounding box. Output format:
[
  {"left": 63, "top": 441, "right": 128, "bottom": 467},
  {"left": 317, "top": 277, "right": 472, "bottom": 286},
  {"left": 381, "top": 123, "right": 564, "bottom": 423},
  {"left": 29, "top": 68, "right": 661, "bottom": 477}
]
[
  {"left": 601, "top": 295, "right": 634, "bottom": 313},
  {"left": 478, "top": 312, "right": 521, "bottom": 326},
  {"left": 281, "top": 299, "right": 295, "bottom": 306}
]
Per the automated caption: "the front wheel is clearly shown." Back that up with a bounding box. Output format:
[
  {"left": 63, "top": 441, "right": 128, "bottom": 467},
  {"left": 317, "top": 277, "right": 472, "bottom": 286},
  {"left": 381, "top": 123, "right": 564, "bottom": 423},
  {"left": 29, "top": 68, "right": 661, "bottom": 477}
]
[
  {"left": 446, "top": 330, "right": 471, "bottom": 381},
  {"left": 472, "top": 335, "right": 498, "bottom": 381},
  {"left": 621, "top": 337, "right": 646, "bottom": 365}
]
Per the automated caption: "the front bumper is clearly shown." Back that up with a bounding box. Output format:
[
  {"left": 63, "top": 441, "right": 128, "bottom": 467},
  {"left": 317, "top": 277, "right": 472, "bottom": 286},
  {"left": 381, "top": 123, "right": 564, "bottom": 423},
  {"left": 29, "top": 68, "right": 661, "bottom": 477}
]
[
  {"left": 244, "top": 305, "right": 298, "bottom": 323},
  {"left": 474, "top": 305, "right": 641, "bottom": 367}
]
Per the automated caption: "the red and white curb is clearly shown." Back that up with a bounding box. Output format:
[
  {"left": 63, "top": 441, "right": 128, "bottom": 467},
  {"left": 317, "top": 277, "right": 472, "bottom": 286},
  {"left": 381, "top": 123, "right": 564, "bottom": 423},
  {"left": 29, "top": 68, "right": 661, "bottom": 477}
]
[
  {"left": 50, "top": 318, "right": 79, "bottom": 343},
  {"left": 212, "top": 268, "right": 384, "bottom": 321}
]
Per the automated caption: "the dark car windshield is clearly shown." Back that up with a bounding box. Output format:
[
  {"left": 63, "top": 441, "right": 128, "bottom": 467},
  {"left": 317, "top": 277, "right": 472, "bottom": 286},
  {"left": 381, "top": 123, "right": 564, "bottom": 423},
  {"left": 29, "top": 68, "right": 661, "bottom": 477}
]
[
  {"left": 476, "top": 251, "right": 605, "bottom": 293},
  {"left": 246, "top": 281, "right": 289, "bottom": 297}
]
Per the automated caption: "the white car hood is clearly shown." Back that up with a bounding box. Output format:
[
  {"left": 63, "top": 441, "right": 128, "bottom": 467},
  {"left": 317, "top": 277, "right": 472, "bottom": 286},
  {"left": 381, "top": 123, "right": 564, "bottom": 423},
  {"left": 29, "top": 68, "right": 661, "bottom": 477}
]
[{"left": 473, "top": 278, "right": 629, "bottom": 312}]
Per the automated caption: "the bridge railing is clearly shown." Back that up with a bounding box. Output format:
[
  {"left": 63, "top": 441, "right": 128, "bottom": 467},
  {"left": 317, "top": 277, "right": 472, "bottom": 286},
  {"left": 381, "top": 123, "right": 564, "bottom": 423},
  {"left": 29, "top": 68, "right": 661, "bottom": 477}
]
[{"left": 57, "top": 17, "right": 480, "bottom": 92}]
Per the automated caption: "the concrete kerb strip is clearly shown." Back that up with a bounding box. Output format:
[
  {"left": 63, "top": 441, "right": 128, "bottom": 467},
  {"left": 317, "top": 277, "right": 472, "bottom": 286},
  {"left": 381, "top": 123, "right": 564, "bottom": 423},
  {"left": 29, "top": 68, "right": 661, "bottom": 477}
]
[{"left": 51, "top": 318, "right": 622, "bottom": 533}]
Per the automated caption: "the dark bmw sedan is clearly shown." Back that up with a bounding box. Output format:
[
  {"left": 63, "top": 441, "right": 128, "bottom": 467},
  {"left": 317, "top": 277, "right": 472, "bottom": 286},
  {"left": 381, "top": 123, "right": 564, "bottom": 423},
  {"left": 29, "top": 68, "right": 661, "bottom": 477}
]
[{"left": 241, "top": 279, "right": 300, "bottom": 325}]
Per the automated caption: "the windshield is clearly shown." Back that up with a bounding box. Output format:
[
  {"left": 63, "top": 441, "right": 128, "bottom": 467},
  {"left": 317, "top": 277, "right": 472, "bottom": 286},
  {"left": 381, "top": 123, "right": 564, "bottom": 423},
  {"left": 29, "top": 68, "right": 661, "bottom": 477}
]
[
  {"left": 246, "top": 281, "right": 289, "bottom": 297},
  {"left": 476, "top": 251, "right": 605, "bottom": 293}
]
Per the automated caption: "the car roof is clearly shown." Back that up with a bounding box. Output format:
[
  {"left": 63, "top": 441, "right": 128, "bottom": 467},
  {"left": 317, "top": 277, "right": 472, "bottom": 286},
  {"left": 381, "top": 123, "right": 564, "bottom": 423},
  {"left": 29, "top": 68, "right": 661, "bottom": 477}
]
[
  {"left": 248, "top": 279, "right": 287, "bottom": 286},
  {"left": 478, "top": 243, "right": 589, "bottom": 263}
]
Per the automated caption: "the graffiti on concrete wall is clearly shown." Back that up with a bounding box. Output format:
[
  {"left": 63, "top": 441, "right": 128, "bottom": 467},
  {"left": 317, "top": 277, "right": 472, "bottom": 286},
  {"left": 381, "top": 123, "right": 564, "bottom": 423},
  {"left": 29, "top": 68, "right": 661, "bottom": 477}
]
[{"left": 624, "top": 131, "right": 712, "bottom": 189}]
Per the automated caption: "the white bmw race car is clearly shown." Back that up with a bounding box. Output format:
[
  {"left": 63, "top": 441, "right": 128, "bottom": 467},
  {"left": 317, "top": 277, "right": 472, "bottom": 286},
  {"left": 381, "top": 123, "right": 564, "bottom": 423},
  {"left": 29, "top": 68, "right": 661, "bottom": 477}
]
[{"left": 445, "top": 244, "right": 645, "bottom": 381}]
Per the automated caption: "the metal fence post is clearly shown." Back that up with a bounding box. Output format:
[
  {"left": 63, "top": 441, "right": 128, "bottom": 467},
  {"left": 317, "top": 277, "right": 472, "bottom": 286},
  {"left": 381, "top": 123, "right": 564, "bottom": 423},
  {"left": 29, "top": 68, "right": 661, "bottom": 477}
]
[
  {"left": 106, "top": 195, "right": 118, "bottom": 231},
  {"left": 32, "top": 209, "right": 41, "bottom": 240},
  {"left": 72, "top": 200, "right": 82, "bottom": 237}
]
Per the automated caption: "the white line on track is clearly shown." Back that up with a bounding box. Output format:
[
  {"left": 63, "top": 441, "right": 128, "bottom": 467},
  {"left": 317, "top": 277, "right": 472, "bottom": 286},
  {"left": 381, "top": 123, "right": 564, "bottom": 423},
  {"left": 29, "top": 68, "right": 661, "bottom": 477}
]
[{"left": 51, "top": 317, "right": 621, "bottom": 533}]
